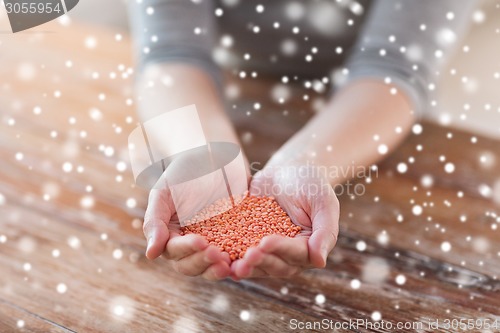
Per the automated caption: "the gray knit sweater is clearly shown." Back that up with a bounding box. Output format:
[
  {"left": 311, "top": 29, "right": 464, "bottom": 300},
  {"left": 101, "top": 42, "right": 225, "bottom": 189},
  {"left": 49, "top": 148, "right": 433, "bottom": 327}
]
[{"left": 129, "top": 0, "right": 477, "bottom": 117}]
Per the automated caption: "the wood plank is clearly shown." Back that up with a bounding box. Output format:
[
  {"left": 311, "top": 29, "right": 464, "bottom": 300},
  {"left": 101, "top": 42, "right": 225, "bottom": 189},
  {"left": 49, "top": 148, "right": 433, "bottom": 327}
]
[
  {"left": 1, "top": 18, "right": 500, "bottom": 333},
  {"left": 239, "top": 232, "right": 500, "bottom": 319},
  {"left": 230, "top": 96, "right": 500, "bottom": 197},
  {"left": 1, "top": 143, "right": 499, "bottom": 330},
  {"left": 341, "top": 175, "right": 500, "bottom": 278},
  {"left": 3, "top": 189, "right": 498, "bottom": 333},
  {"left": 2, "top": 140, "right": 496, "bottom": 330},
  {"left": 1, "top": 118, "right": 499, "bottom": 279},
  {"left": 0, "top": 300, "right": 71, "bottom": 333},
  {"left": 0, "top": 204, "right": 322, "bottom": 333},
  {"left": 380, "top": 122, "right": 500, "bottom": 200}
]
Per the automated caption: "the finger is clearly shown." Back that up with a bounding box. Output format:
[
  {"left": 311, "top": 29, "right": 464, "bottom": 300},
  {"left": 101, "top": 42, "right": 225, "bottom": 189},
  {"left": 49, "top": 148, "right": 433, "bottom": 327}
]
[
  {"left": 308, "top": 191, "right": 340, "bottom": 268},
  {"left": 234, "top": 248, "right": 297, "bottom": 278},
  {"left": 165, "top": 234, "right": 209, "bottom": 261},
  {"left": 257, "top": 254, "right": 298, "bottom": 278},
  {"left": 143, "top": 188, "right": 173, "bottom": 259},
  {"left": 258, "top": 235, "right": 309, "bottom": 266},
  {"left": 202, "top": 261, "right": 231, "bottom": 281},
  {"left": 230, "top": 253, "right": 268, "bottom": 279},
  {"left": 231, "top": 254, "right": 255, "bottom": 278},
  {"left": 229, "top": 266, "right": 267, "bottom": 280},
  {"left": 231, "top": 247, "right": 263, "bottom": 278},
  {"left": 242, "top": 267, "right": 268, "bottom": 279},
  {"left": 174, "top": 245, "right": 228, "bottom": 276}
]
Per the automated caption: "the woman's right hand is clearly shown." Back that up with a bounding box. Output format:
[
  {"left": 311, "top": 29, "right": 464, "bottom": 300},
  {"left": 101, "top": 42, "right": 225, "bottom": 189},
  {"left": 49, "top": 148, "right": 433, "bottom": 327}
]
[
  {"left": 143, "top": 185, "right": 233, "bottom": 281},
  {"left": 135, "top": 64, "right": 246, "bottom": 281}
]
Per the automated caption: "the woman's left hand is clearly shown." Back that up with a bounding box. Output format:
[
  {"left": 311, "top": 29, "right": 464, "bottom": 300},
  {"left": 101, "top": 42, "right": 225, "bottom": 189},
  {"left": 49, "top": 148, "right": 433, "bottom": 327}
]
[{"left": 231, "top": 165, "right": 340, "bottom": 279}]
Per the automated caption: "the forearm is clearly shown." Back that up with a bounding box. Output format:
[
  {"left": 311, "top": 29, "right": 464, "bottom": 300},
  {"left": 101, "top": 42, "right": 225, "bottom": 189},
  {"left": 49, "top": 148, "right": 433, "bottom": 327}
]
[
  {"left": 266, "top": 79, "right": 416, "bottom": 185},
  {"left": 135, "top": 63, "right": 239, "bottom": 144}
]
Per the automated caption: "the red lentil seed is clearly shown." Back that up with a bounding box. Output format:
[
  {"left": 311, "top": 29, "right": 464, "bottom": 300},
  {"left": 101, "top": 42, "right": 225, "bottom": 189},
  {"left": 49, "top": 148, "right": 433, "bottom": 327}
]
[{"left": 180, "top": 195, "right": 302, "bottom": 261}]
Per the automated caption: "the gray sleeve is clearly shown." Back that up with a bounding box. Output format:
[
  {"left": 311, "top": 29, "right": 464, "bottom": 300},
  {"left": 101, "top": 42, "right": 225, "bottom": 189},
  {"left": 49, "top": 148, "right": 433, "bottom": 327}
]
[
  {"left": 345, "top": 0, "right": 478, "bottom": 118},
  {"left": 128, "top": 0, "right": 222, "bottom": 88}
]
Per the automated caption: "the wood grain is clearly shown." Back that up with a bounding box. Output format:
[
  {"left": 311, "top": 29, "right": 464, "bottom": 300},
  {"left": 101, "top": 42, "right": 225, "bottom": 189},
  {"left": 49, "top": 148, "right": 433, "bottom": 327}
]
[
  {"left": 0, "top": 205, "right": 321, "bottom": 333},
  {"left": 0, "top": 20, "right": 499, "bottom": 333},
  {"left": 0, "top": 300, "right": 71, "bottom": 333}
]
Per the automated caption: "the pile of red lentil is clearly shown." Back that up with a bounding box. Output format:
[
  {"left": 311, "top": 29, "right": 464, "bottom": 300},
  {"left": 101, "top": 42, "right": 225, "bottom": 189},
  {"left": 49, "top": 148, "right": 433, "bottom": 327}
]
[{"left": 180, "top": 195, "right": 301, "bottom": 261}]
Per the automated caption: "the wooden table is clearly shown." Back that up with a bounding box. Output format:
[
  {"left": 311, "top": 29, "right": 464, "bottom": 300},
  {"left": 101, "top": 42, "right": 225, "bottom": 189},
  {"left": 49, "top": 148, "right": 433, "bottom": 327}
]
[{"left": 0, "top": 21, "right": 499, "bottom": 332}]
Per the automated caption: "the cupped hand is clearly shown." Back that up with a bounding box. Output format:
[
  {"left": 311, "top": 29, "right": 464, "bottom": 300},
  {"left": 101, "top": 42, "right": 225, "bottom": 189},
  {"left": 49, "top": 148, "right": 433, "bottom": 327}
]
[
  {"left": 143, "top": 186, "right": 232, "bottom": 281},
  {"left": 142, "top": 150, "right": 236, "bottom": 281},
  {"left": 231, "top": 165, "right": 340, "bottom": 279}
]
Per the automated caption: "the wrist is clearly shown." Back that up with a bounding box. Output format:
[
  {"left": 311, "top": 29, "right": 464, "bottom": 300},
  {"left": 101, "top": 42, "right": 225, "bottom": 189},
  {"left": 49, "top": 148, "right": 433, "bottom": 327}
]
[{"left": 135, "top": 63, "right": 239, "bottom": 144}]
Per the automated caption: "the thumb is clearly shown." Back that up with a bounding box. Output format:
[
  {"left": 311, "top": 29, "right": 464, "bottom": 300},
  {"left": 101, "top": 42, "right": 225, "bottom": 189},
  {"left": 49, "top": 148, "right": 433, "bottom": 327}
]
[
  {"left": 308, "top": 192, "right": 340, "bottom": 268},
  {"left": 143, "top": 188, "right": 174, "bottom": 259}
]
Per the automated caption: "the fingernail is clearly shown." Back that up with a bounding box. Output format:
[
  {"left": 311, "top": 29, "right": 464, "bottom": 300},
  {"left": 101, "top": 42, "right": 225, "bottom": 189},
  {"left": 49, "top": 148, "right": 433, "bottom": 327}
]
[
  {"left": 321, "top": 244, "right": 329, "bottom": 262},
  {"left": 243, "top": 267, "right": 253, "bottom": 278},
  {"left": 214, "top": 267, "right": 227, "bottom": 279},
  {"left": 204, "top": 256, "right": 213, "bottom": 264},
  {"left": 146, "top": 236, "right": 153, "bottom": 254}
]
